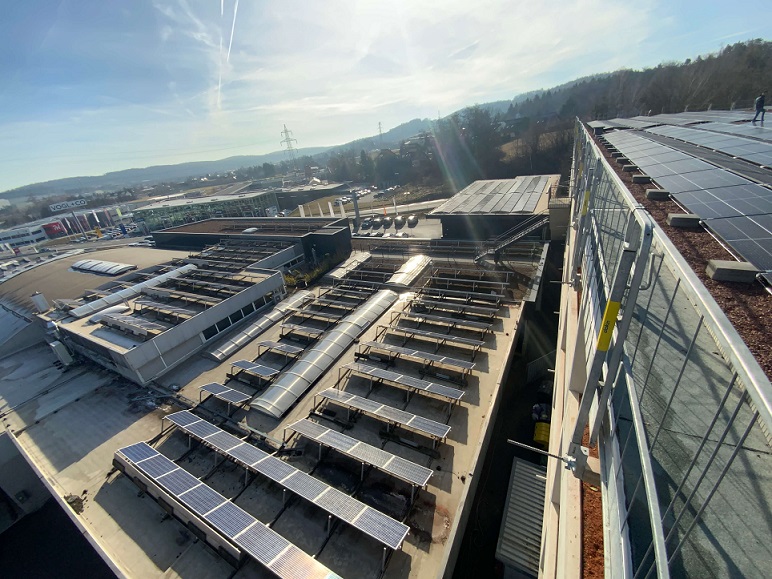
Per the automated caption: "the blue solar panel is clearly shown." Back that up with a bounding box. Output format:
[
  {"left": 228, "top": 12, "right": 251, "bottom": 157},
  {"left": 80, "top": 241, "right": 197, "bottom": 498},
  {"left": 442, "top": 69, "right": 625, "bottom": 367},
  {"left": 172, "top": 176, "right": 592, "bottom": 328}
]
[
  {"left": 178, "top": 484, "right": 226, "bottom": 515},
  {"left": 205, "top": 431, "right": 241, "bottom": 452},
  {"left": 281, "top": 471, "right": 328, "bottom": 502},
  {"left": 165, "top": 411, "right": 200, "bottom": 428},
  {"left": 237, "top": 524, "right": 288, "bottom": 565},
  {"left": 228, "top": 443, "right": 269, "bottom": 466},
  {"left": 120, "top": 442, "right": 158, "bottom": 463},
  {"left": 156, "top": 468, "right": 200, "bottom": 496},
  {"left": 255, "top": 455, "right": 296, "bottom": 482},
  {"left": 204, "top": 502, "right": 255, "bottom": 539},
  {"left": 186, "top": 420, "right": 221, "bottom": 439},
  {"left": 703, "top": 216, "right": 772, "bottom": 272},
  {"left": 139, "top": 455, "right": 178, "bottom": 478}
]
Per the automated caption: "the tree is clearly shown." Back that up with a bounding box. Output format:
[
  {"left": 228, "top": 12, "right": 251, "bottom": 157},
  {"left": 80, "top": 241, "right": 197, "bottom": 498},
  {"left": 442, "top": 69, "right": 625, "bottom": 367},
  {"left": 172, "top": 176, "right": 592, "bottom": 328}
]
[
  {"left": 360, "top": 150, "right": 375, "bottom": 182},
  {"left": 262, "top": 162, "right": 275, "bottom": 178}
]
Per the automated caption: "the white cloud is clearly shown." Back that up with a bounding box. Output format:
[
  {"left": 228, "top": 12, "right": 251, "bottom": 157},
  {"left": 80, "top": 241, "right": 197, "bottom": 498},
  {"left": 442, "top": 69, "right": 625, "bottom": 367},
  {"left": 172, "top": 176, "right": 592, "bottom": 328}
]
[{"left": 2, "top": 0, "right": 768, "bottom": 191}]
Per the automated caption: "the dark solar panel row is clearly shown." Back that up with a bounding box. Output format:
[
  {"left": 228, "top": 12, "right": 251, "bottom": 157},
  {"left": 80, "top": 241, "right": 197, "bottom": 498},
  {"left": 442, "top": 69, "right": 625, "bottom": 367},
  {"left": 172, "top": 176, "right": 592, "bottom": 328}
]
[
  {"left": 164, "top": 411, "right": 410, "bottom": 550},
  {"left": 646, "top": 125, "right": 772, "bottom": 167},
  {"left": 602, "top": 129, "right": 772, "bottom": 278},
  {"left": 115, "top": 442, "right": 340, "bottom": 579},
  {"left": 344, "top": 361, "right": 465, "bottom": 402},
  {"left": 318, "top": 388, "right": 451, "bottom": 441},
  {"left": 289, "top": 419, "right": 433, "bottom": 487}
]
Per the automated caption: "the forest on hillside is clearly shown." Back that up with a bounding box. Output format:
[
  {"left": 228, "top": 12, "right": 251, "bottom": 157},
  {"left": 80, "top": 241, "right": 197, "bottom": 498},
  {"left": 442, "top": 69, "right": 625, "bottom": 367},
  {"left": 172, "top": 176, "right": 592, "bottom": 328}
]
[
  {"left": 511, "top": 38, "right": 772, "bottom": 120},
  {"left": 368, "top": 39, "right": 772, "bottom": 194}
]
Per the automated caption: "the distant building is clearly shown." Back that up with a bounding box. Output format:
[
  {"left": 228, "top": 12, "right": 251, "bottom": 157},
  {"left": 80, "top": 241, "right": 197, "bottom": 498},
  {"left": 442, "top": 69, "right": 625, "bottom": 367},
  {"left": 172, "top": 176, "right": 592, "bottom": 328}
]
[{"left": 0, "top": 224, "right": 48, "bottom": 248}]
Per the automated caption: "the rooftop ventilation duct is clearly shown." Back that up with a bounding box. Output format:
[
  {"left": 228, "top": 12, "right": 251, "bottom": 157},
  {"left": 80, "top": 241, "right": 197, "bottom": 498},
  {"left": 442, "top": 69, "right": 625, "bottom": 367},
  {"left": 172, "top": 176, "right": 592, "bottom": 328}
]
[
  {"left": 385, "top": 254, "right": 432, "bottom": 289},
  {"left": 205, "top": 290, "right": 315, "bottom": 361},
  {"left": 69, "top": 264, "right": 197, "bottom": 318},
  {"left": 251, "top": 288, "right": 398, "bottom": 419}
]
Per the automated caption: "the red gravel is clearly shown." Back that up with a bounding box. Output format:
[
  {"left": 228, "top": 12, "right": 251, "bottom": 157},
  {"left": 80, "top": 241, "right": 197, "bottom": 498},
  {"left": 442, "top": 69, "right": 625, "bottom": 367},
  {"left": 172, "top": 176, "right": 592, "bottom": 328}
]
[{"left": 582, "top": 428, "right": 604, "bottom": 578}]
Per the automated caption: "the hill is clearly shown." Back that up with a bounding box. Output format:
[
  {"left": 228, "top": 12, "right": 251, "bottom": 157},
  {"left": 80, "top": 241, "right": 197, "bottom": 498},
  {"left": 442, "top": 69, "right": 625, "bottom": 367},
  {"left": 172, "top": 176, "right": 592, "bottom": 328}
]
[{"left": 0, "top": 147, "right": 329, "bottom": 200}]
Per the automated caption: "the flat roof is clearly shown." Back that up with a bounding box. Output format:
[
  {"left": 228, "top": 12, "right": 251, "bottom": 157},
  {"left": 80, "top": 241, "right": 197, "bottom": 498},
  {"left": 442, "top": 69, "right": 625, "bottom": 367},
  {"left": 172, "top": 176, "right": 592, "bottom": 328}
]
[
  {"left": 2, "top": 248, "right": 540, "bottom": 578},
  {"left": 136, "top": 189, "right": 276, "bottom": 212}
]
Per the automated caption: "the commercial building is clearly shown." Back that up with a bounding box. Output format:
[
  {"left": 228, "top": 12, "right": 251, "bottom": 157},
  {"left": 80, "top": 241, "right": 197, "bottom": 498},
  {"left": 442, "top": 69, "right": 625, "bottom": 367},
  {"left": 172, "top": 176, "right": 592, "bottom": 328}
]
[
  {"left": 133, "top": 190, "right": 282, "bottom": 231},
  {"left": 133, "top": 182, "right": 349, "bottom": 231},
  {"left": 0, "top": 110, "right": 770, "bottom": 579}
]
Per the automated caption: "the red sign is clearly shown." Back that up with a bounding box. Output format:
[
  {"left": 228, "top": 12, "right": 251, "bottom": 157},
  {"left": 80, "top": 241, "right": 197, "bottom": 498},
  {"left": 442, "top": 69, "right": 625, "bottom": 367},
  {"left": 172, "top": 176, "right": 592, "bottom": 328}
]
[{"left": 42, "top": 222, "right": 66, "bottom": 237}]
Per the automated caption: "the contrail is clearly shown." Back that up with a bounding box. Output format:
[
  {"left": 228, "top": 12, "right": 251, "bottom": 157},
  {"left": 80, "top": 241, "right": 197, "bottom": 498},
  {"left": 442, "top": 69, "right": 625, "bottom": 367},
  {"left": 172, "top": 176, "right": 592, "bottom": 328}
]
[
  {"left": 218, "top": 35, "right": 223, "bottom": 109},
  {"left": 218, "top": 0, "right": 224, "bottom": 109},
  {"left": 226, "top": 0, "right": 239, "bottom": 62}
]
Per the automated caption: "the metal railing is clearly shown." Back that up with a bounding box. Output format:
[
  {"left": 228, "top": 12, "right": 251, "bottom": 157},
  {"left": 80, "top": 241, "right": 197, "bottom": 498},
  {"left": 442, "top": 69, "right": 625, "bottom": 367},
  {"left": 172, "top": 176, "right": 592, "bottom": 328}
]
[{"left": 569, "top": 120, "right": 772, "bottom": 578}]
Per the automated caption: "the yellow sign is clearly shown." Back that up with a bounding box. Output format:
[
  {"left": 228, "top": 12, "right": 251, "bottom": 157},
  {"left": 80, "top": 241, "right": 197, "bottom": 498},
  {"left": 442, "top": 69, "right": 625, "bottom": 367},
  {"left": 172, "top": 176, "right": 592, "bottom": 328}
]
[{"left": 597, "top": 300, "right": 620, "bottom": 352}]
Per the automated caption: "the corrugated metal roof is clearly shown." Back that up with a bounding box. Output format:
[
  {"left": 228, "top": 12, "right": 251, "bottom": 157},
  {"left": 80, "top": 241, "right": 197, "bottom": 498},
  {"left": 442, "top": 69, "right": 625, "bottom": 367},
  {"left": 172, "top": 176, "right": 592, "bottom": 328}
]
[
  {"left": 429, "top": 177, "right": 555, "bottom": 216},
  {"left": 495, "top": 457, "right": 547, "bottom": 577}
]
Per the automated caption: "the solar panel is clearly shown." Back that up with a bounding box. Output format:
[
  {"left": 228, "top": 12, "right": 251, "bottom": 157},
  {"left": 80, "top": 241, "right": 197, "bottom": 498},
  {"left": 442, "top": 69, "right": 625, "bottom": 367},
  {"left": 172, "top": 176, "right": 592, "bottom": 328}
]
[
  {"left": 187, "top": 420, "right": 221, "bottom": 439},
  {"left": 232, "top": 360, "right": 280, "bottom": 378},
  {"left": 318, "top": 429, "right": 358, "bottom": 452},
  {"left": 135, "top": 299, "right": 195, "bottom": 317},
  {"left": 120, "top": 442, "right": 159, "bottom": 463},
  {"left": 314, "top": 488, "right": 366, "bottom": 522},
  {"left": 166, "top": 410, "right": 201, "bottom": 428},
  {"left": 400, "top": 311, "right": 492, "bottom": 331},
  {"left": 205, "top": 501, "right": 256, "bottom": 539},
  {"left": 178, "top": 484, "right": 226, "bottom": 515},
  {"left": 348, "top": 443, "right": 390, "bottom": 468},
  {"left": 387, "top": 325, "right": 485, "bottom": 348},
  {"left": 255, "top": 455, "right": 296, "bottom": 482},
  {"left": 645, "top": 124, "right": 772, "bottom": 167},
  {"left": 228, "top": 442, "right": 269, "bottom": 467},
  {"left": 407, "top": 415, "right": 452, "bottom": 440},
  {"left": 425, "top": 382, "right": 466, "bottom": 400},
  {"left": 101, "top": 313, "right": 166, "bottom": 333},
  {"left": 376, "top": 404, "right": 414, "bottom": 424},
  {"left": 673, "top": 183, "right": 772, "bottom": 219},
  {"left": 386, "top": 456, "right": 433, "bottom": 487},
  {"left": 237, "top": 524, "right": 291, "bottom": 567},
  {"left": 156, "top": 468, "right": 200, "bottom": 495},
  {"left": 139, "top": 454, "right": 178, "bottom": 478},
  {"left": 165, "top": 415, "right": 410, "bottom": 550},
  {"left": 269, "top": 547, "right": 332, "bottom": 579},
  {"left": 318, "top": 389, "right": 451, "bottom": 442},
  {"left": 116, "top": 444, "right": 342, "bottom": 578},
  {"left": 704, "top": 216, "right": 772, "bottom": 272},
  {"left": 346, "top": 362, "right": 465, "bottom": 402},
  {"left": 353, "top": 507, "right": 411, "bottom": 551},
  {"left": 257, "top": 340, "right": 304, "bottom": 355},
  {"left": 281, "top": 471, "right": 328, "bottom": 501},
  {"left": 206, "top": 431, "right": 242, "bottom": 452},
  {"left": 218, "top": 389, "right": 251, "bottom": 405},
  {"left": 201, "top": 382, "right": 229, "bottom": 396},
  {"left": 289, "top": 419, "right": 433, "bottom": 487},
  {"left": 290, "top": 418, "right": 328, "bottom": 439}
]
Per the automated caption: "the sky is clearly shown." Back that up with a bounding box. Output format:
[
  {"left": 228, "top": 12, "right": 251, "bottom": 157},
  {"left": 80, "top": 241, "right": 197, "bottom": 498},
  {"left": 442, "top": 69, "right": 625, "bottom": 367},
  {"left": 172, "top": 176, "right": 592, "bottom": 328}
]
[{"left": 0, "top": 0, "right": 770, "bottom": 193}]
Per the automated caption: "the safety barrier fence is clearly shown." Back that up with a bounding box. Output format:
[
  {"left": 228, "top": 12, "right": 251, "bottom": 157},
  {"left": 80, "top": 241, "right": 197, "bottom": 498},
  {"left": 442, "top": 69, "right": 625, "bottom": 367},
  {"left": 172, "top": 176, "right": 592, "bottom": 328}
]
[{"left": 569, "top": 121, "right": 771, "bottom": 578}]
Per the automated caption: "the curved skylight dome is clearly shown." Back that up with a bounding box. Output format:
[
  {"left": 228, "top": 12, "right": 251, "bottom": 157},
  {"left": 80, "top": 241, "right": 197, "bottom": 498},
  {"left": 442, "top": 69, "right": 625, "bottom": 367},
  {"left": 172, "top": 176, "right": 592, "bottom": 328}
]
[{"left": 71, "top": 259, "right": 137, "bottom": 276}]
